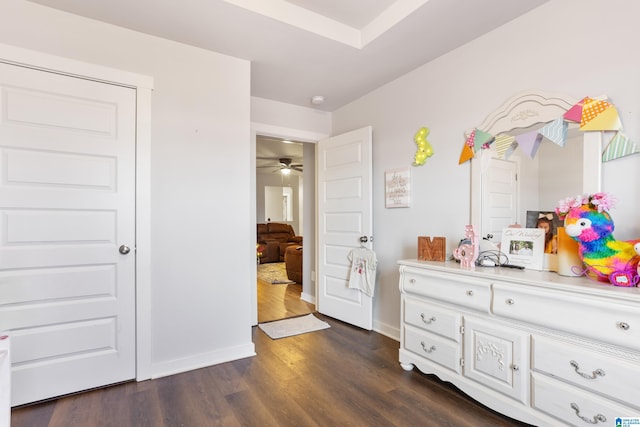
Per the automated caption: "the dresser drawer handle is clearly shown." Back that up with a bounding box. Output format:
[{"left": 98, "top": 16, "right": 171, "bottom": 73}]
[
  {"left": 466, "top": 290, "right": 473, "bottom": 296},
  {"left": 420, "top": 341, "right": 436, "bottom": 353},
  {"left": 570, "top": 360, "right": 605, "bottom": 379},
  {"left": 409, "top": 278, "right": 416, "bottom": 284},
  {"left": 618, "top": 321, "right": 630, "bottom": 330},
  {"left": 420, "top": 313, "right": 436, "bottom": 324},
  {"left": 570, "top": 403, "right": 606, "bottom": 424},
  {"left": 505, "top": 298, "right": 515, "bottom": 305}
]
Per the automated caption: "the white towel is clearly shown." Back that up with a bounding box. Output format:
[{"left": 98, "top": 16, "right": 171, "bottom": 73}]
[{"left": 347, "top": 247, "right": 378, "bottom": 297}]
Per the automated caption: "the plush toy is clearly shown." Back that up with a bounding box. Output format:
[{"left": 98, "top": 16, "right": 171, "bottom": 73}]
[
  {"left": 556, "top": 193, "right": 640, "bottom": 286},
  {"left": 635, "top": 242, "right": 640, "bottom": 279}
]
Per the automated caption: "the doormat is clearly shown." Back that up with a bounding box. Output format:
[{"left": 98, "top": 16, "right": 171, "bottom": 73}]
[
  {"left": 257, "top": 262, "right": 295, "bottom": 284},
  {"left": 258, "top": 314, "right": 330, "bottom": 339}
]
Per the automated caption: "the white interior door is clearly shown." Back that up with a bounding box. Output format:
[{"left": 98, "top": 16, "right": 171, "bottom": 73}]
[
  {"left": 316, "top": 126, "right": 373, "bottom": 330},
  {"left": 481, "top": 156, "right": 518, "bottom": 244},
  {"left": 0, "top": 62, "right": 136, "bottom": 406}
]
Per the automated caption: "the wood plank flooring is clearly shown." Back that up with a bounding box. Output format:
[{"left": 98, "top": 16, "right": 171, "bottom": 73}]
[
  {"left": 11, "top": 277, "right": 533, "bottom": 427},
  {"left": 257, "top": 273, "right": 313, "bottom": 323}
]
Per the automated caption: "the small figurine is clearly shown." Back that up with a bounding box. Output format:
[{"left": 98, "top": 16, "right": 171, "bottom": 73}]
[{"left": 453, "top": 225, "right": 479, "bottom": 269}]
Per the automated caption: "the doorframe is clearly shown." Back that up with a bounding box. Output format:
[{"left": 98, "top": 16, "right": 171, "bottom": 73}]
[
  {"left": 250, "top": 122, "right": 328, "bottom": 326},
  {"left": 0, "top": 43, "right": 154, "bottom": 381}
]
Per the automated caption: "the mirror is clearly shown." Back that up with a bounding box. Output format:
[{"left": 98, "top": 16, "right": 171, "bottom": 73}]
[
  {"left": 470, "top": 90, "right": 603, "bottom": 265},
  {"left": 264, "top": 186, "right": 293, "bottom": 221}
]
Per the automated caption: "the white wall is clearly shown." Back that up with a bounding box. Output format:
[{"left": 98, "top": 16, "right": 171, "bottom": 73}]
[
  {"left": 333, "top": 0, "right": 640, "bottom": 339},
  {"left": 0, "top": 0, "right": 254, "bottom": 377}
]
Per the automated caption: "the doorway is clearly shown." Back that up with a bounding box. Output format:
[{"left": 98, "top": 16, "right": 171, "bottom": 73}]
[{"left": 255, "top": 135, "right": 314, "bottom": 323}]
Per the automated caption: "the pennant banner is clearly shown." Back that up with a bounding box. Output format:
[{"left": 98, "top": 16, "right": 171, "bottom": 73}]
[
  {"left": 539, "top": 118, "right": 568, "bottom": 147},
  {"left": 515, "top": 130, "right": 542, "bottom": 158},
  {"left": 602, "top": 131, "right": 640, "bottom": 162},
  {"left": 458, "top": 95, "right": 638, "bottom": 166},
  {"left": 458, "top": 143, "right": 474, "bottom": 164},
  {"left": 494, "top": 134, "right": 515, "bottom": 159},
  {"left": 473, "top": 129, "right": 494, "bottom": 152},
  {"left": 564, "top": 97, "right": 590, "bottom": 122},
  {"left": 581, "top": 98, "right": 612, "bottom": 127},
  {"left": 581, "top": 105, "right": 622, "bottom": 131},
  {"left": 465, "top": 129, "right": 476, "bottom": 148}
]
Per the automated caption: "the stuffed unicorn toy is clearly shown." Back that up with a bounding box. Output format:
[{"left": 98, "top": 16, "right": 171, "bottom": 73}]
[{"left": 556, "top": 193, "right": 639, "bottom": 286}]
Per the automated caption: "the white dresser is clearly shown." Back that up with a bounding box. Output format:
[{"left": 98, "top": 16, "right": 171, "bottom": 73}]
[{"left": 398, "top": 259, "right": 640, "bottom": 427}]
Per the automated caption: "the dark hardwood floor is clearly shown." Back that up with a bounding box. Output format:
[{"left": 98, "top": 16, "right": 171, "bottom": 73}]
[{"left": 11, "top": 277, "right": 532, "bottom": 427}]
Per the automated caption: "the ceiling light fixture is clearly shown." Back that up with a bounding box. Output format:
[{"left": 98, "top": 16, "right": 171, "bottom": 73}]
[
  {"left": 280, "top": 168, "right": 291, "bottom": 175},
  {"left": 311, "top": 95, "right": 325, "bottom": 105}
]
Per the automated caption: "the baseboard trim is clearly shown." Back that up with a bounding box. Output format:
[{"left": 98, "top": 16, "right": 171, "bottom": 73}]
[
  {"left": 300, "top": 291, "right": 316, "bottom": 304},
  {"left": 373, "top": 319, "right": 400, "bottom": 342},
  {"left": 150, "top": 342, "right": 256, "bottom": 380}
]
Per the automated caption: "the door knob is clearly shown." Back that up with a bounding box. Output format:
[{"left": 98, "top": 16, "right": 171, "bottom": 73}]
[{"left": 119, "top": 245, "right": 131, "bottom": 255}]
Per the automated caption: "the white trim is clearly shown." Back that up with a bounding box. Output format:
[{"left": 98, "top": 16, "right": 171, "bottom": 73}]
[
  {"left": 251, "top": 122, "right": 328, "bottom": 143},
  {"left": 0, "top": 43, "right": 154, "bottom": 382},
  {"left": 150, "top": 343, "right": 256, "bottom": 380},
  {"left": 0, "top": 43, "right": 153, "bottom": 89},
  {"left": 222, "top": 0, "right": 429, "bottom": 49},
  {"left": 251, "top": 122, "right": 328, "bottom": 326}
]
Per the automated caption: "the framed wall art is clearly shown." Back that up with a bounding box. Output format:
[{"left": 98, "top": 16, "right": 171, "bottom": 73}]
[{"left": 385, "top": 167, "right": 411, "bottom": 208}]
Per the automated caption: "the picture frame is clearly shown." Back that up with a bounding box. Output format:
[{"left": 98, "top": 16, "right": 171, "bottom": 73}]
[
  {"left": 500, "top": 227, "right": 545, "bottom": 270},
  {"left": 525, "top": 210, "right": 562, "bottom": 255},
  {"left": 385, "top": 167, "right": 411, "bottom": 208}
]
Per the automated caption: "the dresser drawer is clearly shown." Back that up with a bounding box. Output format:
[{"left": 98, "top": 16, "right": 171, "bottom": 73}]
[
  {"left": 404, "top": 298, "right": 461, "bottom": 342},
  {"left": 532, "top": 373, "right": 635, "bottom": 427},
  {"left": 404, "top": 325, "right": 461, "bottom": 373},
  {"left": 400, "top": 267, "right": 491, "bottom": 313},
  {"left": 493, "top": 282, "right": 640, "bottom": 351},
  {"left": 532, "top": 336, "right": 640, "bottom": 409}
]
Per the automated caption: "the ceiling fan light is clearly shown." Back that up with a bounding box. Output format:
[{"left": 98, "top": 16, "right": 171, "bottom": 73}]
[{"left": 281, "top": 168, "right": 291, "bottom": 175}]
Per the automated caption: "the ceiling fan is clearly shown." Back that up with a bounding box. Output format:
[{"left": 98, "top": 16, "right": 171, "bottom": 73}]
[{"left": 257, "top": 157, "right": 303, "bottom": 174}]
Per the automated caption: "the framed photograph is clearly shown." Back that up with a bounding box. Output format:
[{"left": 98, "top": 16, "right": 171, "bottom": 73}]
[
  {"left": 501, "top": 227, "right": 545, "bottom": 270},
  {"left": 525, "top": 211, "right": 562, "bottom": 254},
  {"left": 385, "top": 167, "right": 411, "bottom": 208}
]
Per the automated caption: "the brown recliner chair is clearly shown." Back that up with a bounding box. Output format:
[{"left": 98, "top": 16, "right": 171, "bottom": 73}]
[
  {"left": 285, "top": 245, "right": 303, "bottom": 283},
  {"left": 257, "top": 223, "right": 302, "bottom": 263}
]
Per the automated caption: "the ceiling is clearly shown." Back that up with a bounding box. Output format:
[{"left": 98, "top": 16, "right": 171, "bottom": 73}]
[
  {"left": 255, "top": 136, "right": 303, "bottom": 173},
  {"left": 27, "top": 0, "right": 548, "bottom": 112}
]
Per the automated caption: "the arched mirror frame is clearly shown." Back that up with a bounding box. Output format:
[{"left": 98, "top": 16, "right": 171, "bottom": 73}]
[{"left": 470, "top": 90, "right": 603, "bottom": 240}]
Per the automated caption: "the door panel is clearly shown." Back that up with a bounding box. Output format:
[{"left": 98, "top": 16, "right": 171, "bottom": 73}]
[
  {"left": 482, "top": 157, "right": 518, "bottom": 243},
  {"left": 0, "top": 62, "right": 136, "bottom": 405},
  {"left": 317, "top": 126, "right": 373, "bottom": 330}
]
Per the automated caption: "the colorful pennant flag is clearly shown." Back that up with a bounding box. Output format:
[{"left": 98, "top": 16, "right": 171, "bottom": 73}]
[
  {"left": 465, "top": 129, "right": 476, "bottom": 148},
  {"left": 494, "top": 134, "right": 516, "bottom": 159},
  {"left": 458, "top": 143, "right": 474, "bottom": 164},
  {"left": 581, "top": 104, "right": 622, "bottom": 131},
  {"left": 473, "top": 129, "right": 494, "bottom": 152},
  {"left": 515, "top": 130, "right": 543, "bottom": 158},
  {"left": 602, "top": 131, "right": 640, "bottom": 162},
  {"left": 539, "top": 118, "right": 568, "bottom": 147},
  {"left": 564, "top": 97, "right": 590, "bottom": 122}
]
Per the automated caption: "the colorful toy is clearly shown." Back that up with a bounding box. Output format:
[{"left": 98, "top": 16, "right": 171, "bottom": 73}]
[
  {"left": 453, "top": 225, "right": 479, "bottom": 269},
  {"left": 412, "top": 127, "right": 434, "bottom": 166},
  {"left": 556, "top": 193, "right": 640, "bottom": 286}
]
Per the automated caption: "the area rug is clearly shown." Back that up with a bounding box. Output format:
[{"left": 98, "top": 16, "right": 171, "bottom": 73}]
[
  {"left": 257, "top": 262, "right": 294, "bottom": 284},
  {"left": 258, "top": 314, "right": 331, "bottom": 339}
]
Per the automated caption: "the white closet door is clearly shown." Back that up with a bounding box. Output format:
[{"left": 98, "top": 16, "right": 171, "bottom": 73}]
[{"left": 0, "top": 62, "right": 136, "bottom": 406}]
